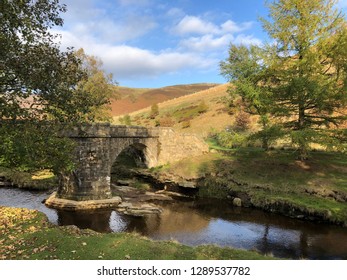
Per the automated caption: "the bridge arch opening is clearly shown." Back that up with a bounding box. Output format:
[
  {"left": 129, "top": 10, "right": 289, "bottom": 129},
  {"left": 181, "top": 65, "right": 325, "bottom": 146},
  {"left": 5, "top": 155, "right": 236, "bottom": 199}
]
[{"left": 110, "top": 143, "right": 149, "bottom": 186}]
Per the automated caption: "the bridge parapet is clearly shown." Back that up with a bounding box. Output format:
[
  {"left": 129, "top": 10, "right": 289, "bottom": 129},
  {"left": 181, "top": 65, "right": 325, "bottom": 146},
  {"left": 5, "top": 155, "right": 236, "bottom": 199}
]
[
  {"left": 65, "top": 123, "right": 111, "bottom": 138},
  {"left": 65, "top": 124, "right": 160, "bottom": 138},
  {"left": 110, "top": 125, "right": 158, "bottom": 138}
]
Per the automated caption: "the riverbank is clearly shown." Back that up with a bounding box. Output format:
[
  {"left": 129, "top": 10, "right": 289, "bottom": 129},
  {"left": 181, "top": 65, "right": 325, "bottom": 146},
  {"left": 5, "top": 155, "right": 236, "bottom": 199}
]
[
  {"left": 146, "top": 148, "right": 347, "bottom": 227},
  {"left": 0, "top": 168, "right": 57, "bottom": 190},
  {"left": 0, "top": 206, "right": 275, "bottom": 260},
  {"left": 2, "top": 146, "right": 347, "bottom": 227}
]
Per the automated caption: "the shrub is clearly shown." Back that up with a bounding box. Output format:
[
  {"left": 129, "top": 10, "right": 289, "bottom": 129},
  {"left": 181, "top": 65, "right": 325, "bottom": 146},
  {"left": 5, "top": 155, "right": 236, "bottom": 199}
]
[
  {"left": 159, "top": 116, "right": 175, "bottom": 127},
  {"left": 197, "top": 100, "right": 209, "bottom": 114},
  {"left": 149, "top": 103, "right": 159, "bottom": 119},
  {"left": 249, "top": 125, "right": 285, "bottom": 150},
  {"left": 181, "top": 120, "right": 191, "bottom": 129},
  {"left": 119, "top": 115, "right": 132, "bottom": 125},
  {"left": 234, "top": 111, "right": 250, "bottom": 131},
  {"left": 216, "top": 130, "right": 247, "bottom": 148}
]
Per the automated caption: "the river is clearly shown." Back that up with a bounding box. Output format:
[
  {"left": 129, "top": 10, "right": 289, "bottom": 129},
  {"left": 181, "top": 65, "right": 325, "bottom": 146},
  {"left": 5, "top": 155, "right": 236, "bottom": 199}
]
[{"left": 1, "top": 187, "right": 347, "bottom": 259}]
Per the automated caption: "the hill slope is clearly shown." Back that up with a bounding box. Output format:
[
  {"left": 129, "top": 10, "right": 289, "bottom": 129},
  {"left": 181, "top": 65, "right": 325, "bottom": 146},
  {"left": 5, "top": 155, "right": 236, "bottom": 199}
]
[
  {"left": 110, "top": 83, "right": 219, "bottom": 116},
  {"left": 113, "top": 84, "right": 251, "bottom": 137}
]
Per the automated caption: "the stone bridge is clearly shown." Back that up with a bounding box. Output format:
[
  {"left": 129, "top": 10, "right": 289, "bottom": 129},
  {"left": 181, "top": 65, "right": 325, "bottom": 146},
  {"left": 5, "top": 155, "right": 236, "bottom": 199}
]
[{"left": 54, "top": 124, "right": 208, "bottom": 203}]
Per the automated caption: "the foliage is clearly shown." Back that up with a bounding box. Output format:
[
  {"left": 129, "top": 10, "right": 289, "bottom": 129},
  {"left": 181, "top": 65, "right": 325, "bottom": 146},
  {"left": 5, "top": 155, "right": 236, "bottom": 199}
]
[
  {"left": 74, "top": 48, "right": 118, "bottom": 122},
  {"left": 0, "top": 1, "right": 120, "bottom": 174},
  {"left": 197, "top": 100, "right": 209, "bottom": 114},
  {"left": 220, "top": 44, "right": 274, "bottom": 148},
  {"left": 172, "top": 105, "right": 203, "bottom": 123},
  {"left": 216, "top": 130, "right": 247, "bottom": 149},
  {"left": 0, "top": 121, "right": 75, "bottom": 173},
  {"left": 234, "top": 111, "right": 251, "bottom": 131},
  {"left": 119, "top": 115, "right": 132, "bottom": 125},
  {"left": 248, "top": 124, "right": 285, "bottom": 149},
  {"left": 221, "top": 0, "right": 347, "bottom": 158},
  {"left": 149, "top": 103, "right": 159, "bottom": 119},
  {"left": 0, "top": 167, "right": 57, "bottom": 190},
  {"left": 1, "top": 0, "right": 82, "bottom": 122}
]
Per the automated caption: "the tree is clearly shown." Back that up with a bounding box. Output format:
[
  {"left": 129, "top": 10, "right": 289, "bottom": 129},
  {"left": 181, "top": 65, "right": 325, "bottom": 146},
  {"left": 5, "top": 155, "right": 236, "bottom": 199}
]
[
  {"left": 234, "top": 110, "right": 251, "bottom": 131},
  {"left": 221, "top": 0, "right": 347, "bottom": 158},
  {"left": 0, "top": 1, "right": 116, "bottom": 172},
  {"left": 1, "top": 0, "right": 82, "bottom": 122},
  {"left": 149, "top": 103, "right": 159, "bottom": 119},
  {"left": 74, "top": 48, "right": 118, "bottom": 122},
  {"left": 220, "top": 44, "right": 275, "bottom": 149}
]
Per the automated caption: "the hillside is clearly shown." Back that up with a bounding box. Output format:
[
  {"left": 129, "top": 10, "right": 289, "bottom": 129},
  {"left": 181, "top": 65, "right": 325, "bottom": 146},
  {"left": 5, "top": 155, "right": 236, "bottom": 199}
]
[
  {"left": 110, "top": 83, "right": 219, "bottom": 116},
  {"left": 113, "top": 84, "right": 253, "bottom": 137}
]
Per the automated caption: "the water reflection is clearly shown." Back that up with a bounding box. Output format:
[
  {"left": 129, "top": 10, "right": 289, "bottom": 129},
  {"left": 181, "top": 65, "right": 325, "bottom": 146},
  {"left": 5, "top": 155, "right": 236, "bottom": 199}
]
[
  {"left": 57, "top": 210, "right": 113, "bottom": 232},
  {"left": 1, "top": 188, "right": 347, "bottom": 259}
]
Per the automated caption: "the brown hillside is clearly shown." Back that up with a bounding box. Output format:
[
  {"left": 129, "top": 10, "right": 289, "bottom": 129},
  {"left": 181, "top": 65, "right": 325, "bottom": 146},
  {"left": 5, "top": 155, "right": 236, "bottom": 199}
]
[
  {"left": 114, "top": 84, "right": 245, "bottom": 137},
  {"left": 110, "top": 83, "right": 219, "bottom": 116}
]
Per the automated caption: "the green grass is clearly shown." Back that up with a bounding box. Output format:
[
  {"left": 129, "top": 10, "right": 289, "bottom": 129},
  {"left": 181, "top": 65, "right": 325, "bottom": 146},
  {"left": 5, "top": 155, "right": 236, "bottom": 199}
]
[
  {"left": 206, "top": 137, "right": 234, "bottom": 151},
  {"left": 155, "top": 145, "right": 347, "bottom": 225},
  {"left": 171, "top": 105, "right": 202, "bottom": 122},
  {"left": 0, "top": 167, "right": 57, "bottom": 190},
  {"left": 0, "top": 207, "right": 275, "bottom": 260}
]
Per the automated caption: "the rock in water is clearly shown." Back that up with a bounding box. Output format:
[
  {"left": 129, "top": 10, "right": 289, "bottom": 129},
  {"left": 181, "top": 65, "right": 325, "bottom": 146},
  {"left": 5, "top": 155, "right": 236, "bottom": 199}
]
[{"left": 233, "top": 197, "right": 242, "bottom": 207}]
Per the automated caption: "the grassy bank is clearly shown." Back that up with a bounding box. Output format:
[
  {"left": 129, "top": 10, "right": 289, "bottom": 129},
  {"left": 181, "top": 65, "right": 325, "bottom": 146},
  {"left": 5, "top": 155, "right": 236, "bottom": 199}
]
[
  {"left": 0, "top": 168, "right": 57, "bottom": 190},
  {"left": 156, "top": 147, "right": 347, "bottom": 226},
  {"left": 0, "top": 206, "right": 274, "bottom": 260}
]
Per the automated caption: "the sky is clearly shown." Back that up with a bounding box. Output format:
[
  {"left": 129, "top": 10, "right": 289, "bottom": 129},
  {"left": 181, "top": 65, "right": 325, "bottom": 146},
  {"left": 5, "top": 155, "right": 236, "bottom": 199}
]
[{"left": 54, "top": 0, "right": 347, "bottom": 88}]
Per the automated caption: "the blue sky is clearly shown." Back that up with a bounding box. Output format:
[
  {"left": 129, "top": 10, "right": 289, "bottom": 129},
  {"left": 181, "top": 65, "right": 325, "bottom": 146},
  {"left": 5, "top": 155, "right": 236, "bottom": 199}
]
[{"left": 54, "top": 0, "right": 347, "bottom": 88}]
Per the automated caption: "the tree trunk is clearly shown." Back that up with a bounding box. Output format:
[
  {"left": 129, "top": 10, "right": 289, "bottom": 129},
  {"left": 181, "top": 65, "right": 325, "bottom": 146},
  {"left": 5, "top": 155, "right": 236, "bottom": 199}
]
[{"left": 262, "top": 136, "right": 269, "bottom": 151}]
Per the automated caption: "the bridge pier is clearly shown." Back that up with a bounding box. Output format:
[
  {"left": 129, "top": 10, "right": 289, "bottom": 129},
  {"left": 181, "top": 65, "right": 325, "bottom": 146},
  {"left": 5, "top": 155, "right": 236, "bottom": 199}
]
[{"left": 57, "top": 137, "right": 113, "bottom": 201}]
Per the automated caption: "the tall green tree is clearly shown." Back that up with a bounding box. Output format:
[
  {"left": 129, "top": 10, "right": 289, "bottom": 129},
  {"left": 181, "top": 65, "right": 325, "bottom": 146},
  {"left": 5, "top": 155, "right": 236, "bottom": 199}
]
[
  {"left": 0, "top": 1, "right": 116, "bottom": 172},
  {"left": 0, "top": 0, "right": 84, "bottom": 122},
  {"left": 220, "top": 44, "right": 277, "bottom": 149},
  {"left": 221, "top": 0, "right": 347, "bottom": 158}
]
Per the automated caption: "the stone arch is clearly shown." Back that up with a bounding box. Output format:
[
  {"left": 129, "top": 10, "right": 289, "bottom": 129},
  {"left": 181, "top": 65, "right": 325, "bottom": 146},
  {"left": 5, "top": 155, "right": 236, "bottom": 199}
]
[
  {"left": 109, "top": 138, "right": 159, "bottom": 172},
  {"left": 111, "top": 142, "right": 148, "bottom": 170}
]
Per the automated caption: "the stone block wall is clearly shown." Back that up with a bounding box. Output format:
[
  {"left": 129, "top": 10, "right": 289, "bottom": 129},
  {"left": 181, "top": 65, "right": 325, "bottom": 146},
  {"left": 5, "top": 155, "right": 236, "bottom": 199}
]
[
  {"left": 57, "top": 137, "right": 113, "bottom": 201},
  {"left": 151, "top": 127, "right": 209, "bottom": 165}
]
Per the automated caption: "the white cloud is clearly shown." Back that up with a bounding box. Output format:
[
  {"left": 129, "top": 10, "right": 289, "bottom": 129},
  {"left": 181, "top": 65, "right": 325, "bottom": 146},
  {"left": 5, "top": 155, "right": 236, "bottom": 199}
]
[
  {"left": 180, "top": 34, "right": 233, "bottom": 52},
  {"left": 102, "top": 46, "right": 215, "bottom": 79},
  {"left": 173, "top": 16, "right": 254, "bottom": 36},
  {"left": 179, "top": 33, "right": 262, "bottom": 52},
  {"left": 173, "top": 14, "right": 259, "bottom": 52},
  {"left": 233, "top": 34, "right": 262, "bottom": 46},
  {"left": 221, "top": 20, "right": 253, "bottom": 34},
  {"left": 54, "top": 2, "right": 263, "bottom": 85},
  {"left": 61, "top": 0, "right": 156, "bottom": 44},
  {"left": 173, "top": 16, "right": 219, "bottom": 35},
  {"left": 55, "top": 31, "right": 215, "bottom": 81}
]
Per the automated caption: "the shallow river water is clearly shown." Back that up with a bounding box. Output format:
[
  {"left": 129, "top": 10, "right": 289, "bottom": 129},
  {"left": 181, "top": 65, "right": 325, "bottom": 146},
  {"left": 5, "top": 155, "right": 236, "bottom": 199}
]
[{"left": 1, "top": 187, "right": 347, "bottom": 259}]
